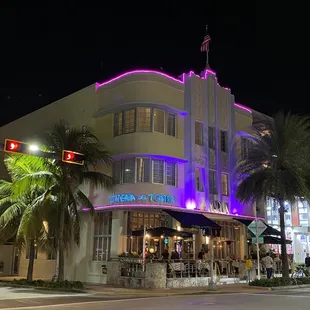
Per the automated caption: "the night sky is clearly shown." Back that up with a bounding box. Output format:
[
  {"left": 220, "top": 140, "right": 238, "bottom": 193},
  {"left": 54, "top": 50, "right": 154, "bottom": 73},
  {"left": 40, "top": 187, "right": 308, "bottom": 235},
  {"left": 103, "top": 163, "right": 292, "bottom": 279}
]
[{"left": 1, "top": 3, "right": 308, "bottom": 126}]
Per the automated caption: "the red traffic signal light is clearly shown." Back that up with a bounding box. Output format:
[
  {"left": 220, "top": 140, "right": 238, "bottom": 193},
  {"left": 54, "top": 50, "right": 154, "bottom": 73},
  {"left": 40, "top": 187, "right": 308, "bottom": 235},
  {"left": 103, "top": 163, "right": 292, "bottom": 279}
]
[
  {"left": 4, "top": 139, "right": 27, "bottom": 154},
  {"left": 62, "top": 150, "right": 84, "bottom": 165}
]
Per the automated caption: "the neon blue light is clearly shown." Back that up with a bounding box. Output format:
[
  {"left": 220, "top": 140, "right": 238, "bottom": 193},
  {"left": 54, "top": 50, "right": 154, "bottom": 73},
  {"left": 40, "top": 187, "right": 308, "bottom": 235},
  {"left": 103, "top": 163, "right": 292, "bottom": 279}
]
[{"left": 109, "top": 193, "right": 176, "bottom": 204}]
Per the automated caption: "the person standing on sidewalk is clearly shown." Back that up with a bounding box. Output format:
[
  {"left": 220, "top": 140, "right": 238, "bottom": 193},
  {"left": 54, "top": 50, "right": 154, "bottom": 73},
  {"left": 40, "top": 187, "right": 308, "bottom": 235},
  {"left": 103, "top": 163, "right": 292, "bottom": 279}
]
[
  {"left": 305, "top": 253, "right": 310, "bottom": 275},
  {"left": 262, "top": 252, "right": 274, "bottom": 279},
  {"left": 245, "top": 255, "right": 253, "bottom": 283}
]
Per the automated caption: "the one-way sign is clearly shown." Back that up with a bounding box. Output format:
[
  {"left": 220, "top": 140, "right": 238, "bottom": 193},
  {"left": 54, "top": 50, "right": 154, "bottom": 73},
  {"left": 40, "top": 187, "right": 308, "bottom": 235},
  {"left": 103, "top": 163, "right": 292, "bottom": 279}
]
[{"left": 248, "top": 220, "right": 267, "bottom": 237}]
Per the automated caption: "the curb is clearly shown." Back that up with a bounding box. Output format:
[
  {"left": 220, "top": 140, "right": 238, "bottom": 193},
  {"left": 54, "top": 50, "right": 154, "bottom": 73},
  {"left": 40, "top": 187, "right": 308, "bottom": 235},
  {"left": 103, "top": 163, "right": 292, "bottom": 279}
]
[{"left": 271, "top": 284, "right": 310, "bottom": 291}]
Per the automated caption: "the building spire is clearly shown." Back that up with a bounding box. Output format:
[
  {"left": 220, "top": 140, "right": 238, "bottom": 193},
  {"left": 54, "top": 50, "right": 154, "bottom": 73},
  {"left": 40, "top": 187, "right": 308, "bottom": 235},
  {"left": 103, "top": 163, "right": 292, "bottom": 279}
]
[{"left": 201, "top": 25, "right": 211, "bottom": 69}]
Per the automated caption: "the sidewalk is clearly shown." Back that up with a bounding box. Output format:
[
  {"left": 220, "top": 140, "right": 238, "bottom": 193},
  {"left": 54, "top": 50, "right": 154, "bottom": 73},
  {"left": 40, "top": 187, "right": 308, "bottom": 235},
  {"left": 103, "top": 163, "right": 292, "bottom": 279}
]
[{"left": 86, "top": 283, "right": 268, "bottom": 297}]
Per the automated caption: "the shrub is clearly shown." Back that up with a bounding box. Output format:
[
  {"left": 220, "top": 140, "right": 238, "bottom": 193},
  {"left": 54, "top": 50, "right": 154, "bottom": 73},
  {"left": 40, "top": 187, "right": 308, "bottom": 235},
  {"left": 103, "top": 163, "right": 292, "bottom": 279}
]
[
  {"left": 249, "top": 277, "right": 310, "bottom": 287},
  {"left": 11, "top": 279, "right": 84, "bottom": 290}
]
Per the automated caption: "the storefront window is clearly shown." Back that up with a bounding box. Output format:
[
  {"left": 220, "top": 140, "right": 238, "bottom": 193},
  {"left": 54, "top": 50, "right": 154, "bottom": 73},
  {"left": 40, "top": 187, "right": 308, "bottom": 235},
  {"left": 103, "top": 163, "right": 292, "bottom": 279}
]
[{"left": 93, "top": 212, "right": 112, "bottom": 261}]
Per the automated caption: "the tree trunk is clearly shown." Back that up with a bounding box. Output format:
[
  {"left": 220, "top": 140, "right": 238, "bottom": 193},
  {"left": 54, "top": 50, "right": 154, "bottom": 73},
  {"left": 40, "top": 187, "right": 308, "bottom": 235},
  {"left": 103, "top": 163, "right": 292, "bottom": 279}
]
[
  {"left": 279, "top": 201, "right": 289, "bottom": 278},
  {"left": 26, "top": 240, "right": 35, "bottom": 282},
  {"left": 56, "top": 206, "right": 65, "bottom": 281}
]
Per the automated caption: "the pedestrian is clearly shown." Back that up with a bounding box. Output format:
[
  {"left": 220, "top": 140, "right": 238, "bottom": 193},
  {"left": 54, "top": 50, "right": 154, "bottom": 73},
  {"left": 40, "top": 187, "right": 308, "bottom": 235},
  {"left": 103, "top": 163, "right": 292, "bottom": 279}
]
[
  {"left": 262, "top": 252, "right": 274, "bottom": 279},
  {"left": 305, "top": 253, "right": 310, "bottom": 275},
  {"left": 245, "top": 255, "right": 253, "bottom": 283}
]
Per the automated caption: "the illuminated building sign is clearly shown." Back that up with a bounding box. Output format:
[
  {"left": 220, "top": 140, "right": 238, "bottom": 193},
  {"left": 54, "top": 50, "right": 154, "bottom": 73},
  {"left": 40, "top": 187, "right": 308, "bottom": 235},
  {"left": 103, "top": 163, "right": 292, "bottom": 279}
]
[
  {"left": 109, "top": 193, "right": 176, "bottom": 204},
  {"left": 210, "top": 201, "right": 229, "bottom": 214}
]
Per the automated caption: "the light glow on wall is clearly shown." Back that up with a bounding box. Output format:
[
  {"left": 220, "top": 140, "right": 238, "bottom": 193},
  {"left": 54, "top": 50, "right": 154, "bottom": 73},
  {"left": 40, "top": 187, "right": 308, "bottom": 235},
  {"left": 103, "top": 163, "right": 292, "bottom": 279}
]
[
  {"left": 185, "top": 199, "right": 196, "bottom": 210},
  {"left": 95, "top": 69, "right": 252, "bottom": 113}
]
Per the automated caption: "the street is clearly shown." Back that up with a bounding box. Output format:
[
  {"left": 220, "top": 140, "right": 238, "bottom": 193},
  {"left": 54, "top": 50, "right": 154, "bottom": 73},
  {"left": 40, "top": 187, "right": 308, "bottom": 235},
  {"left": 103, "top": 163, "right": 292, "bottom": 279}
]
[{"left": 1, "top": 288, "right": 310, "bottom": 310}]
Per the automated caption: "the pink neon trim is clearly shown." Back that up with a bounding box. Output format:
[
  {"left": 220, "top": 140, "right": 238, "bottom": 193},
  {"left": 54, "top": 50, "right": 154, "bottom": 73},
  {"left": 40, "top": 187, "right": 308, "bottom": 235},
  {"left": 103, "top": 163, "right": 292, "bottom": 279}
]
[
  {"left": 81, "top": 204, "right": 263, "bottom": 220},
  {"left": 95, "top": 69, "right": 252, "bottom": 113},
  {"left": 235, "top": 103, "right": 252, "bottom": 113}
]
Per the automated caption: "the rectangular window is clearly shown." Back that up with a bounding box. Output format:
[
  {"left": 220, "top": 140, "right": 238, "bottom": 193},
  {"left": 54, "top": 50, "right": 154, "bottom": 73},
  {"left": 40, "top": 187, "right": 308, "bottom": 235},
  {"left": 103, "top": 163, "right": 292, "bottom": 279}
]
[
  {"left": 152, "top": 159, "right": 164, "bottom": 184},
  {"left": 195, "top": 168, "right": 204, "bottom": 192},
  {"left": 112, "top": 161, "right": 121, "bottom": 184},
  {"left": 167, "top": 113, "right": 176, "bottom": 137},
  {"left": 25, "top": 246, "right": 38, "bottom": 259},
  {"left": 113, "top": 112, "right": 123, "bottom": 136},
  {"left": 93, "top": 212, "right": 112, "bottom": 261},
  {"left": 209, "top": 170, "right": 217, "bottom": 194},
  {"left": 153, "top": 109, "right": 165, "bottom": 133},
  {"left": 137, "top": 107, "right": 151, "bottom": 132},
  {"left": 221, "top": 173, "right": 229, "bottom": 196},
  {"left": 46, "top": 251, "right": 56, "bottom": 260},
  {"left": 241, "top": 137, "right": 249, "bottom": 157},
  {"left": 195, "top": 122, "right": 203, "bottom": 146},
  {"left": 136, "top": 158, "right": 151, "bottom": 182},
  {"left": 123, "top": 109, "right": 136, "bottom": 134},
  {"left": 122, "top": 159, "right": 135, "bottom": 183},
  {"left": 166, "top": 162, "right": 176, "bottom": 186},
  {"left": 208, "top": 127, "right": 216, "bottom": 149},
  {"left": 220, "top": 130, "right": 228, "bottom": 152}
]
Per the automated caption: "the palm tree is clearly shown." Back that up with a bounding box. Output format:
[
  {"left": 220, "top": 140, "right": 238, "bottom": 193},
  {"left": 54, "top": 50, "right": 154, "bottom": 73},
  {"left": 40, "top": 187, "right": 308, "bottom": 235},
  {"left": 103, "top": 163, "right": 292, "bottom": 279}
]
[
  {"left": 0, "top": 155, "right": 52, "bottom": 281},
  {"left": 17, "top": 121, "right": 115, "bottom": 281},
  {"left": 236, "top": 112, "right": 310, "bottom": 278}
]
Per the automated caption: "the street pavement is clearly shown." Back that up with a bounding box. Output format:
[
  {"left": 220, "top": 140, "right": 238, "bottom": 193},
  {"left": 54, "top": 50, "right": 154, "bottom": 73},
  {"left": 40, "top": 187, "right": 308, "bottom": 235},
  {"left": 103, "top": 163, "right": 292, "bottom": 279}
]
[{"left": 1, "top": 287, "right": 310, "bottom": 309}]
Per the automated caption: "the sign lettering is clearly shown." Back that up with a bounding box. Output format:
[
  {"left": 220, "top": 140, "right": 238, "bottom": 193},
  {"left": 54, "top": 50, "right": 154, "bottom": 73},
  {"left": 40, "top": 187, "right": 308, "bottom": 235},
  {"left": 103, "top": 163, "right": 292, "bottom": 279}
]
[
  {"left": 210, "top": 201, "right": 229, "bottom": 214},
  {"left": 109, "top": 193, "right": 176, "bottom": 204}
]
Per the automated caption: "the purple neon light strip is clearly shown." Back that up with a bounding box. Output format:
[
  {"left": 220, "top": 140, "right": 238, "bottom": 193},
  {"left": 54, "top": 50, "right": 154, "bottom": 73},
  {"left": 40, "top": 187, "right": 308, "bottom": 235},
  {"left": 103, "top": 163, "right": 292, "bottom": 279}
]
[
  {"left": 95, "top": 69, "right": 252, "bottom": 113},
  {"left": 82, "top": 204, "right": 264, "bottom": 220}
]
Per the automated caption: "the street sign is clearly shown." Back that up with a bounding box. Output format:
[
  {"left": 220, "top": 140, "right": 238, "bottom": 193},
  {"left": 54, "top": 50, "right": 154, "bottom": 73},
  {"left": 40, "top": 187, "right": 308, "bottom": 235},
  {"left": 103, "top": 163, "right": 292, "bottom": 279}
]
[
  {"left": 248, "top": 220, "right": 267, "bottom": 237},
  {"left": 252, "top": 237, "right": 264, "bottom": 244}
]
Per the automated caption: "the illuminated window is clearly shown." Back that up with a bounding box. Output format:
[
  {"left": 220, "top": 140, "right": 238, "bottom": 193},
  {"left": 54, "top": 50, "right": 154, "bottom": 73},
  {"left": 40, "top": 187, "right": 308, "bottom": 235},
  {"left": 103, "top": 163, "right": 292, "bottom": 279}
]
[
  {"left": 221, "top": 173, "right": 229, "bottom": 196},
  {"left": 167, "top": 113, "right": 176, "bottom": 137},
  {"left": 93, "top": 212, "right": 112, "bottom": 261},
  {"left": 122, "top": 159, "right": 135, "bottom": 183},
  {"left": 209, "top": 170, "right": 217, "bottom": 194},
  {"left": 220, "top": 131, "right": 228, "bottom": 152},
  {"left": 137, "top": 108, "right": 151, "bottom": 132},
  {"left": 195, "top": 168, "right": 204, "bottom": 192},
  {"left": 136, "top": 158, "right": 151, "bottom": 182},
  {"left": 195, "top": 122, "right": 203, "bottom": 146},
  {"left": 123, "top": 109, "right": 136, "bottom": 134},
  {"left": 152, "top": 159, "right": 164, "bottom": 184},
  {"left": 208, "top": 127, "right": 216, "bottom": 149},
  {"left": 166, "top": 162, "right": 176, "bottom": 186},
  {"left": 153, "top": 109, "right": 165, "bottom": 133}
]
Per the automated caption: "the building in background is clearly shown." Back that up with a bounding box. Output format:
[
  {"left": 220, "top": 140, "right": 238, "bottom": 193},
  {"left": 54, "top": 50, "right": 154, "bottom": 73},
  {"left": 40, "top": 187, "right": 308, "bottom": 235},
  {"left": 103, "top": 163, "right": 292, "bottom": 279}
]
[{"left": 0, "top": 68, "right": 262, "bottom": 282}]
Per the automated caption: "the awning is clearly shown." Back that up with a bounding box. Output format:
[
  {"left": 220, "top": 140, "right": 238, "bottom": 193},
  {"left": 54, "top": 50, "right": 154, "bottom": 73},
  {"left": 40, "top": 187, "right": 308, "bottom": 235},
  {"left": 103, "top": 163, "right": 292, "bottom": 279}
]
[
  {"left": 164, "top": 210, "right": 221, "bottom": 236},
  {"left": 234, "top": 218, "right": 281, "bottom": 236},
  {"left": 131, "top": 227, "right": 192, "bottom": 238},
  {"left": 248, "top": 236, "right": 292, "bottom": 245}
]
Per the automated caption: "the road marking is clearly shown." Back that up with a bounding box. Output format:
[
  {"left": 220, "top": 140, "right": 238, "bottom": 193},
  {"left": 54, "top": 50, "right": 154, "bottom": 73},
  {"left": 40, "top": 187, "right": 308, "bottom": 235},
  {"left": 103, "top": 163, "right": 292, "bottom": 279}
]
[
  {"left": 241, "top": 293, "right": 310, "bottom": 298},
  {"left": 0, "top": 293, "right": 256, "bottom": 310}
]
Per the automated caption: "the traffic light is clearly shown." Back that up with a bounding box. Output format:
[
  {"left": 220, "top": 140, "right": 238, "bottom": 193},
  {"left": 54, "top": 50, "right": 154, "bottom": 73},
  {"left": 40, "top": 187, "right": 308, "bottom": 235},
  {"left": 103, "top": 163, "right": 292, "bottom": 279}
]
[
  {"left": 4, "top": 139, "right": 29, "bottom": 154},
  {"left": 62, "top": 150, "right": 84, "bottom": 165}
]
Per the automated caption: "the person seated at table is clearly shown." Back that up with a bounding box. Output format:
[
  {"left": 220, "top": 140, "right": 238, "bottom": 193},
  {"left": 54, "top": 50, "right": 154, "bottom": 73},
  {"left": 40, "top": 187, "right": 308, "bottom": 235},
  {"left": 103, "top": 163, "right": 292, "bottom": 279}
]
[
  {"left": 198, "top": 249, "right": 205, "bottom": 260},
  {"left": 162, "top": 249, "right": 169, "bottom": 260},
  {"left": 171, "top": 250, "right": 180, "bottom": 260}
]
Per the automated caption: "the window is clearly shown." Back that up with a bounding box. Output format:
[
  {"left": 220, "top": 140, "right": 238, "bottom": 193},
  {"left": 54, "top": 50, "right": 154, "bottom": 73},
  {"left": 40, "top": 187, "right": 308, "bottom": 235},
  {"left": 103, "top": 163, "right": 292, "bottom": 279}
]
[
  {"left": 167, "top": 113, "right": 176, "bottom": 136},
  {"left": 195, "top": 168, "right": 204, "bottom": 192},
  {"left": 47, "top": 251, "right": 56, "bottom": 260},
  {"left": 137, "top": 107, "right": 151, "bottom": 132},
  {"left": 166, "top": 162, "right": 176, "bottom": 186},
  {"left": 241, "top": 137, "right": 249, "bottom": 157},
  {"left": 122, "top": 159, "right": 135, "bottom": 183},
  {"left": 113, "top": 112, "right": 123, "bottom": 136},
  {"left": 93, "top": 212, "right": 112, "bottom": 261},
  {"left": 209, "top": 170, "right": 217, "bottom": 194},
  {"left": 221, "top": 173, "right": 229, "bottom": 196},
  {"left": 208, "top": 127, "right": 216, "bottom": 149},
  {"left": 195, "top": 122, "right": 203, "bottom": 146},
  {"left": 113, "top": 108, "right": 176, "bottom": 137},
  {"left": 136, "top": 158, "right": 151, "bottom": 182},
  {"left": 220, "top": 130, "right": 228, "bottom": 152},
  {"left": 153, "top": 109, "right": 165, "bottom": 133},
  {"left": 152, "top": 159, "right": 164, "bottom": 184},
  {"left": 123, "top": 109, "right": 136, "bottom": 134},
  {"left": 112, "top": 161, "right": 121, "bottom": 184},
  {"left": 112, "top": 157, "right": 178, "bottom": 186}
]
